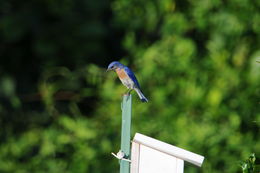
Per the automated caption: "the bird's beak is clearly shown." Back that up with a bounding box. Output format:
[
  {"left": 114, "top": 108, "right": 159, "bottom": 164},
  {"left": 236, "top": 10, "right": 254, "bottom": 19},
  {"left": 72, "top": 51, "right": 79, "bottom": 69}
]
[{"left": 106, "top": 68, "right": 110, "bottom": 72}]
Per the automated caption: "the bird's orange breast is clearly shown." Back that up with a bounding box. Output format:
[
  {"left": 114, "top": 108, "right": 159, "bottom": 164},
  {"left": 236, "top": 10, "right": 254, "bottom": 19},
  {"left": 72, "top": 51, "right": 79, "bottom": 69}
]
[{"left": 116, "top": 68, "right": 128, "bottom": 79}]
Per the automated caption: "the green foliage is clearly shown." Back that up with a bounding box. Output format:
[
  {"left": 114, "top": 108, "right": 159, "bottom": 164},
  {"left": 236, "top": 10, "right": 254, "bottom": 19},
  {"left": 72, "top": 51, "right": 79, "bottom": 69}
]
[
  {"left": 0, "top": 0, "right": 260, "bottom": 172},
  {"left": 0, "top": 116, "right": 101, "bottom": 173},
  {"left": 240, "top": 153, "right": 260, "bottom": 173},
  {"left": 109, "top": 0, "right": 260, "bottom": 172}
]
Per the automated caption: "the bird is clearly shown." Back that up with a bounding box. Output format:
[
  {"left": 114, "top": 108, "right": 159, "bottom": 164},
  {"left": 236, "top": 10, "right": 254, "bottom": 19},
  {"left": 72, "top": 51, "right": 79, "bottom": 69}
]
[{"left": 107, "top": 61, "right": 148, "bottom": 102}]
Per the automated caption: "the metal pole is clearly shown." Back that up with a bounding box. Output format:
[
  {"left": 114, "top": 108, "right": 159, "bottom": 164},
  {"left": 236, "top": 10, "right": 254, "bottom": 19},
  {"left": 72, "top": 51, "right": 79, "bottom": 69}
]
[{"left": 120, "top": 94, "right": 132, "bottom": 173}]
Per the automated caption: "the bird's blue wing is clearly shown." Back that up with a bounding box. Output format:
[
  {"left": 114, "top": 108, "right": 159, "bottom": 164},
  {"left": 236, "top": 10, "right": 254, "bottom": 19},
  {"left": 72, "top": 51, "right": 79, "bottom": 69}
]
[{"left": 124, "top": 66, "right": 141, "bottom": 89}]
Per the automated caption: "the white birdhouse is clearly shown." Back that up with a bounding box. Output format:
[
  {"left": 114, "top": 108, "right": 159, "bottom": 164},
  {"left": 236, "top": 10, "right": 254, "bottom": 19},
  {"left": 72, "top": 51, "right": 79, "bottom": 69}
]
[{"left": 130, "top": 133, "right": 204, "bottom": 173}]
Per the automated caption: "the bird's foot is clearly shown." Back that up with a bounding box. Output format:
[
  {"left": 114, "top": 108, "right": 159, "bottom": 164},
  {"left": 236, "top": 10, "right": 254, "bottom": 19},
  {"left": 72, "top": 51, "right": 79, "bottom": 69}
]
[
  {"left": 123, "top": 89, "right": 132, "bottom": 96},
  {"left": 126, "top": 89, "right": 132, "bottom": 95}
]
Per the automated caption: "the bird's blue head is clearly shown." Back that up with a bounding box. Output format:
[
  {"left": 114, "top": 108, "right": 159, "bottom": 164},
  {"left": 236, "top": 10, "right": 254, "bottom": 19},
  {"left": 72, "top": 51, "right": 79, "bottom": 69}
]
[{"left": 107, "top": 61, "right": 124, "bottom": 71}]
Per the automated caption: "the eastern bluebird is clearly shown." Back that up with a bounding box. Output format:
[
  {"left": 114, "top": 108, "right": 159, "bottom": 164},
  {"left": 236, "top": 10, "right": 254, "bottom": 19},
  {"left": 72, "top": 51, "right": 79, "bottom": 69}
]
[{"left": 107, "top": 61, "right": 148, "bottom": 102}]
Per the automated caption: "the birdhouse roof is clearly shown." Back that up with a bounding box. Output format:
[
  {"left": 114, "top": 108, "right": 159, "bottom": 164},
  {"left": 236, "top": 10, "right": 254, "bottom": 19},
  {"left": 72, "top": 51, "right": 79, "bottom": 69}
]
[{"left": 133, "top": 133, "right": 204, "bottom": 167}]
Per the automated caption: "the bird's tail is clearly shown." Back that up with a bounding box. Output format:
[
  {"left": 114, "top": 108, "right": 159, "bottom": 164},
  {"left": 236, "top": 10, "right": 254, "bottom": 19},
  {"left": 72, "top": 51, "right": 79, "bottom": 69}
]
[{"left": 134, "top": 88, "right": 148, "bottom": 102}]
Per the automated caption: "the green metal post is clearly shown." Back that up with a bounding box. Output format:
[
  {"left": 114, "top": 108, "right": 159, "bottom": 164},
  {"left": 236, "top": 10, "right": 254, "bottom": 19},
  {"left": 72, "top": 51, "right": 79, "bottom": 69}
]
[{"left": 120, "top": 94, "right": 132, "bottom": 173}]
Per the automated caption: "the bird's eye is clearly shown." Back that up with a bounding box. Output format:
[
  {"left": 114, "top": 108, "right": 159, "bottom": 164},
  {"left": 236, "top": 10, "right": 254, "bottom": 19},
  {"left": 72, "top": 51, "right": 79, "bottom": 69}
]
[{"left": 111, "top": 66, "right": 114, "bottom": 68}]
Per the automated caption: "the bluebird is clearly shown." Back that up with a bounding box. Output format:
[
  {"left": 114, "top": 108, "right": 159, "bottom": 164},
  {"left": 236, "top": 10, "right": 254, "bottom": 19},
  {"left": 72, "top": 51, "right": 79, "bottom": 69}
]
[{"left": 107, "top": 61, "right": 148, "bottom": 102}]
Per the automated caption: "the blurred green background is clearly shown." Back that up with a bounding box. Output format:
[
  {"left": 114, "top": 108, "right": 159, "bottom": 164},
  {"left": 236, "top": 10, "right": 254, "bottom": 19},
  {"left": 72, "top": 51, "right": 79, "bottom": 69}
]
[{"left": 0, "top": 0, "right": 259, "bottom": 172}]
